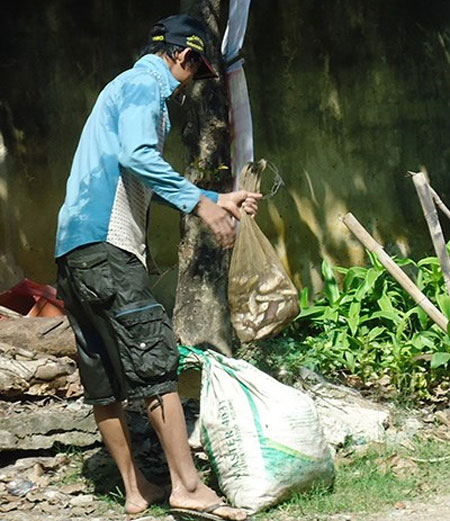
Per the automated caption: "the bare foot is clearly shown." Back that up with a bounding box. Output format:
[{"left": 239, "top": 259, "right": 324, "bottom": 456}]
[
  {"left": 125, "top": 474, "right": 166, "bottom": 515},
  {"left": 170, "top": 481, "right": 248, "bottom": 521}
]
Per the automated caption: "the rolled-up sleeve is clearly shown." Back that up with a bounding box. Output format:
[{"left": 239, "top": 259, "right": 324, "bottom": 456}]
[{"left": 117, "top": 76, "right": 217, "bottom": 213}]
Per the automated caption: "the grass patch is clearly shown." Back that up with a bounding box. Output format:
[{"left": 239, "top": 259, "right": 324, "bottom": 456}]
[
  {"left": 48, "top": 434, "right": 450, "bottom": 519},
  {"left": 94, "top": 487, "right": 125, "bottom": 514},
  {"left": 256, "top": 436, "right": 450, "bottom": 519},
  {"left": 87, "top": 435, "right": 450, "bottom": 519}
]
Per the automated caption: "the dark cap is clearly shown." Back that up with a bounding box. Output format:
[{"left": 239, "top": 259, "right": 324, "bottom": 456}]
[{"left": 151, "top": 14, "right": 218, "bottom": 80}]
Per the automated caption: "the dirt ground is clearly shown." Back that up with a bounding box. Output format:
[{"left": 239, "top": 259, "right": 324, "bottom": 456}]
[
  {"left": 2, "top": 393, "right": 448, "bottom": 521},
  {"left": 3, "top": 494, "right": 450, "bottom": 521},
  {"left": 360, "top": 494, "right": 450, "bottom": 521}
]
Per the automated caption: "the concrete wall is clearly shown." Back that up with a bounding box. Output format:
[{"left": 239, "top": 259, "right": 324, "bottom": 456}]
[
  {"left": 1, "top": 0, "right": 449, "bottom": 297},
  {"left": 244, "top": 0, "right": 450, "bottom": 291},
  {"left": 0, "top": 1, "right": 182, "bottom": 290}
]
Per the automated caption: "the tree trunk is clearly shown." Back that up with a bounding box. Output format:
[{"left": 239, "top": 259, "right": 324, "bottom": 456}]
[{"left": 173, "top": 0, "right": 235, "bottom": 356}]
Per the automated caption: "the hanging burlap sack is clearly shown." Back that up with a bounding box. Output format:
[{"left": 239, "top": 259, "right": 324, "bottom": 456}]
[{"left": 228, "top": 161, "right": 299, "bottom": 342}]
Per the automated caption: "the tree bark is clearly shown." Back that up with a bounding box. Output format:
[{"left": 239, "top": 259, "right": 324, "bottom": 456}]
[{"left": 173, "top": 0, "right": 234, "bottom": 356}]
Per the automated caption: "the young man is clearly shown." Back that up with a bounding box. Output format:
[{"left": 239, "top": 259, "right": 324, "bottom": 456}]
[{"left": 55, "top": 13, "right": 258, "bottom": 521}]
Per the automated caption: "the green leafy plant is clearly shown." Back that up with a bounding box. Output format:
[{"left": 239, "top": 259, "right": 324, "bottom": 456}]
[{"left": 250, "top": 249, "right": 450, "bottom": 400}]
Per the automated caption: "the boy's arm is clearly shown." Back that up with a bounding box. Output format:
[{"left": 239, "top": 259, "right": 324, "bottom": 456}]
[
  {"left": 152, "top": 188, "right": 218, "bottom": 209},
  {"left": 117, "top": 76, "right": 207, "bottom": 213},
  {"left": 117, "top": 76, "right": 260, "bottom": 246}
]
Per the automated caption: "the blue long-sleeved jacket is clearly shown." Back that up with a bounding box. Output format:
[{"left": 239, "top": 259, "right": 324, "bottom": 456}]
[{"left": 55, "top": 54, "right": 217, "bottom": 263}]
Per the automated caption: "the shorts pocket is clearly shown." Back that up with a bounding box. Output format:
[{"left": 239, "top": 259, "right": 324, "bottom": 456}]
[
  {"left": 67, "top": 250, "right": 115, "bottom": 303},
  {"left": 115, "top": 302, "right": 179, "bottom": 383}
]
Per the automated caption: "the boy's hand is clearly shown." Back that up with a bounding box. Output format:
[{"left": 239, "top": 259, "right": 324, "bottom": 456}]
[
  {"left": 217, "top": 190, "right": 262, "bottom": 219},
  {"left": 194, "top": 195, "right": 236, "bottom": 249}
]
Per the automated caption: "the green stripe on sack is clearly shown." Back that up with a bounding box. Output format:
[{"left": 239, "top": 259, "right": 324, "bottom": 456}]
[
  {"left": 264, "top": 438, "right": 319, "bottom": 462},
  {"left": 182, "top": 347, "right": 333, "bottom": 483},
  {"left": 236, "top": 377, "right": 329, "bottom": 480},
  {"left": 237, "top": 378, "right": 266, "bottom": 439},
  {"left": 261, "top": 446, "right": 318, "bottom": 481},
  {"left": 177, "top": 346, "right": 190, "bottom": 374},
  {"left": 237, "top": 382, "right": 292, "bottom": 479},
  {"left": 177, "top": 345, "right": 209, "bottom": 374}
]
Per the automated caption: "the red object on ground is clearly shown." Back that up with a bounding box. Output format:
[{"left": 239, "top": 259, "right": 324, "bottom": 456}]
[{"left": 0, "top": 279, "right": 65, "bottom": 317}]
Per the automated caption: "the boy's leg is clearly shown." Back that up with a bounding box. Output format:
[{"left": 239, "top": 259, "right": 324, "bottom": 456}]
[
  {"left": 93, "top": 401, "right": 165, "bottom": 514},
  {"left": 57, "top": 244, "right": 166, "bottom": 514},
  {"left": 146, "top": 392, "right": 248, "bottom": 521}
]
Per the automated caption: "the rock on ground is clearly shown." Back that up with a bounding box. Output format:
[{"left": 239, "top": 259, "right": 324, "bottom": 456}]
[
  {"left": 293, "top": 375, "right": 391, "bottom": 448},
  {"left": 0, "top": 400, "right": 99, "bottom": 450}
]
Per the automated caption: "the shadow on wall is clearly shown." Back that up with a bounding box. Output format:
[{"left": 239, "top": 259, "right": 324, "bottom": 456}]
[
  {"left": 246, "top": 0, "right": 450, "bottom": 293},
  {"left": 0, "top": 0, "right": 181, "bottom": 285},
  {"left": 0, "top": 103, "right": 25, "bottom": 290},
  {"left": 1, "top": 0, "right": 450, "bottom": 295}
]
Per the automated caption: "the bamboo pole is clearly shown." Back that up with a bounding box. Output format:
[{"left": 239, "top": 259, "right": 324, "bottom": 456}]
[
  {"left": 410, "top": 171, "right": 450, "bottom": 296},
  {"left": 429, "top": 185, "right": 450, "bottom": 222},
  {"left": 343, "top": 212, "right": 449, "bottom": 333}
]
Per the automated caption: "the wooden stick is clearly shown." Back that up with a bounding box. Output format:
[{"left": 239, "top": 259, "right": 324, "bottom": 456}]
[
  {"left": 408, "top": 170, "right": 450, "bottom": 221},
  {"left": 343, "top": 213, "right": 449, "bottom": 333},
  {"left": 410, "top": 455, "right": 450, "bottom": 463},
  {"left": 429, "top": 185, "right": 450, "bottom": 222},
  {"left": 410, "top": 171, "right": 450, "bottom": 296}
]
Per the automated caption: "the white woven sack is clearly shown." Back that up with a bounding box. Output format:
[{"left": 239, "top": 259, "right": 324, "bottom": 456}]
[{"left": 178, "top": 346, "right": 334, "bottom": 513}]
